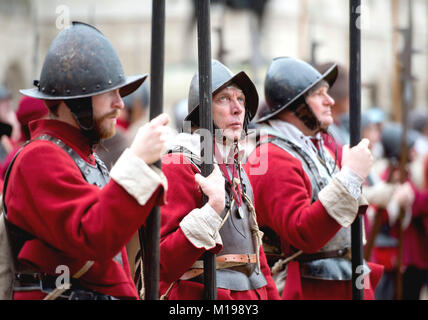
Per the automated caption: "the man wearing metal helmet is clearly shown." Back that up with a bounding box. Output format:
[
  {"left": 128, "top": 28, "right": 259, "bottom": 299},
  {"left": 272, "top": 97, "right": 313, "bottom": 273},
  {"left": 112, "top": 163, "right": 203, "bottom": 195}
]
[
  {"left": 244, "top": 57, "right": 383, "bottom": 299},
  {"left": 158, "top": 60, "right": 279, "bottom": 300},
  {"left": 2, "top": 22, "right": 171, "bottom": 300}
]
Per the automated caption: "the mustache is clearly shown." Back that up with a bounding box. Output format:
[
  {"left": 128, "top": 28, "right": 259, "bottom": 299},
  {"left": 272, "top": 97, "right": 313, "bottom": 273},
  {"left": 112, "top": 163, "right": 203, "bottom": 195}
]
[{"left": 97, "top": 110, "right": 120, "bottom": 122}]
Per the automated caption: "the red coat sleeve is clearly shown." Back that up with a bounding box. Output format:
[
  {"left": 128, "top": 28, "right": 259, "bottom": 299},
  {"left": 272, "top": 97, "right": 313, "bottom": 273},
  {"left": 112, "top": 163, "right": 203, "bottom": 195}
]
[
  {"left": 245, "top": 143, "right": 341, "bottom": 254},
  {"left": 6, "top": 141, "right": 161, "bottom": 262},
  {"left": 159, "top": 153, "right": 222, "bottom": 283}
]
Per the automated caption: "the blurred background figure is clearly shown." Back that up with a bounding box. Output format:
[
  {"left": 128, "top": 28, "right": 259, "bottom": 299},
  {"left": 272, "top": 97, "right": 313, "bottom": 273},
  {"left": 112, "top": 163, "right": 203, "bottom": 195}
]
[
  {"left": 172, "top": 98, "right": 188, "bottom": 132},
  {"left": 363, "top": 122, "right": 425, "bottom": 300},
  {"left": 0, "top": 84, "right": 20, "bottom": 167},
  {"left": 407, "top": 109, "right": 428, "bottom": 190},
  {"left": 0, "top": 96, "right": 48, "bottom": 179},
  {"left": 364, "top": 107, "right": 387, "bottom": 159},
  {"left": 408, "top": 109, "right": 428, "bottom": 157},
  {"left": 15, "top": 96, "right": 48, "bottom": 144}
]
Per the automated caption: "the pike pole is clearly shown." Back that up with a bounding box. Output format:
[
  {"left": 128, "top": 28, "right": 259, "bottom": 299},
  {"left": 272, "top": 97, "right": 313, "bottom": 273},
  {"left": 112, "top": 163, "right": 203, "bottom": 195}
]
[
  {"left": 139, "top": 0, "right": 165, "bottom": 300},
  {"left": 396, "top": 0, "right": 415, "bottom": 300},
  {"left": 196, "top": 0, "right": 217, "bottom": 300},
  {"left": 349, "top": 0, "right": 364, "bottom": 300}
]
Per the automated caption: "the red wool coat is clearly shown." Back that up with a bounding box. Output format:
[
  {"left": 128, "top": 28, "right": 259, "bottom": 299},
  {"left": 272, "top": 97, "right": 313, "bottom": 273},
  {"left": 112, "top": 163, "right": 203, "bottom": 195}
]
[
  {"left": 244, "top": 141, "right": 383, "bottom": 300},
  {"left": 5, "top": 119, "right": 163, "bottom": 299},
  {"left": 159, "top": 152, "right": 280, "bottom": 300}
]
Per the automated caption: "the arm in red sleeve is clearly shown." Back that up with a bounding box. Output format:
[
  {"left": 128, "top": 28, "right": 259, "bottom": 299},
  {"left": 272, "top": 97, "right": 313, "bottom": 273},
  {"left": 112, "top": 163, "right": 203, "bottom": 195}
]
[
  {"left": 160, "top": 153, "right": 222, "bottom": 283},
  {"left": 6, "top": 142, "right": 164, "bottom": 262},
  {"left": 245, "top": 144, "right": 341, "bottom": 254}
]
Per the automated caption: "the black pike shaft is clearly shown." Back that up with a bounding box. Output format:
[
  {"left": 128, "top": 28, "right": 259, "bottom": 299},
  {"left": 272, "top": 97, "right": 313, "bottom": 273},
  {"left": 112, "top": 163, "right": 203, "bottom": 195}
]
[
  {"left": 349, "top": 0, "right": 364, "bottom": 300},
  {"left": 196, "top": 0, "right": 217, "bottom": 300},
  {"left": 141, "top": 0, "right": 165, "bottom": 300}
]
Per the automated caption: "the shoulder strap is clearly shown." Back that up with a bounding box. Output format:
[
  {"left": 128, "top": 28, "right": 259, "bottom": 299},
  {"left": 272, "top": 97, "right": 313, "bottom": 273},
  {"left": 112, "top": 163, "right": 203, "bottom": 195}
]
[
  {"left": 167, "top": 145, "right": 202, "bottom": 172},
  {"left": 258, "top": 135, "right": 325, "bottom": 202}
]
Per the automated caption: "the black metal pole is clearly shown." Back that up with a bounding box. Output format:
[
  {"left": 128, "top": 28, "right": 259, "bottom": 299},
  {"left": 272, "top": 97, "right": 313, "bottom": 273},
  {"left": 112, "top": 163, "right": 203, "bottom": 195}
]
[
  {"left": 196, "top": 0, "right": 216, "bottom": 300},
  {"left": 141, "top": 0, "right": 165, "bottom": 300},
  {"left": 349, "top": 0, "right": 364, "bottom": 300},
  {"left": 396, "top": 0, "right": 414, "bottom": 300}
]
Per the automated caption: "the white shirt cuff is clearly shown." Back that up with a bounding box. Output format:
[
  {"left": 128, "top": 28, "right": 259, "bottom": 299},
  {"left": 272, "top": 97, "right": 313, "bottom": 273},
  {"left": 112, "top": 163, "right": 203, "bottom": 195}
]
[
  {"left": 336, "top": 166, "right": 364, "bottom": 200},
  {"left": 179, "top": 203, "right": 223, "bottom": 250},
  {"left": 110, "top": 148, "right": 167, "bottom": 206}
]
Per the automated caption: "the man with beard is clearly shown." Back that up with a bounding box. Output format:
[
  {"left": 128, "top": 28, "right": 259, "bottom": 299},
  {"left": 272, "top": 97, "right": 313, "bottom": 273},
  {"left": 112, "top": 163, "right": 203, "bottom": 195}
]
[
  {"left": 158, "top": 60, "right": 279, "bottom": 300},
  {"left": 2, "top": 22, "right": 170, "bottom": 300},
  {"left": 244, "top": 57, "right": 384, "bottom": 299}
]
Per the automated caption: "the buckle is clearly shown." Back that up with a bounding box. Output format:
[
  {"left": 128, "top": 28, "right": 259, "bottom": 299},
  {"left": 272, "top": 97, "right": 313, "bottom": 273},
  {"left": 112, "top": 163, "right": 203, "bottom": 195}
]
[{"left": 337, "top": 248, "right": 352, "bottom": 261}]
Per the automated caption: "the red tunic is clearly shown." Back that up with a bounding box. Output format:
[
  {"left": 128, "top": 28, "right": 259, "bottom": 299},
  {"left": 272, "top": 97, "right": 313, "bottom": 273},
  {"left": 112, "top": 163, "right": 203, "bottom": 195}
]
[
  {"left": 5, "top": 119, "right": 163, "bottom": 299},
  {"left": 159, "top": 152, "right": 280, "bottom": 300},
  {"left": 244, "top": 141, "right": 383, "bottom": 300}
]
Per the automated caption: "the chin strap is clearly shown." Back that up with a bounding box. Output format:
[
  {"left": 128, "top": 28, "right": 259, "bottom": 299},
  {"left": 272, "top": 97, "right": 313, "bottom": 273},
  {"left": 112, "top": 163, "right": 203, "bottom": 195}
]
[
  {"left": 290, "top": 102, "right": 322, "bottom": 133},
  {"left": 64, "top": 97, "right": 100, "bottom": 145}
]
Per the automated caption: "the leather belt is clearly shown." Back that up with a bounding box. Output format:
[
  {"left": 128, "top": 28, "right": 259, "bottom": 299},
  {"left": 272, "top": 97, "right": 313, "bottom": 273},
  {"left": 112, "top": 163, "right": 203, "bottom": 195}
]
[
  {"left": 217, "top": 253, "right": 257, "bottom": 264},
  {"left": 180, "top": 253, "right": 257, "bottom": 281},
  {"left": 295, "top": 248, "right": 352, "bottom": 263}
]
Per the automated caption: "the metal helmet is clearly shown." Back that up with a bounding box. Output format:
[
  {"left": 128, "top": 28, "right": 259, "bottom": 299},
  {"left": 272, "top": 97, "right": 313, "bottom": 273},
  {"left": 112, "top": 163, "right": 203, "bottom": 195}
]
[
  {"left": 20, "top": 21, "right": 147, "bottom": 101},
  {"left": 259, "top": 57, "right": 338, "bottom": 123},
  {"left": 381, "top": 123, "right": 418, "bottom": 161},
  {"left": 185, "top": 60, "right": 258, "bottom": 130}
]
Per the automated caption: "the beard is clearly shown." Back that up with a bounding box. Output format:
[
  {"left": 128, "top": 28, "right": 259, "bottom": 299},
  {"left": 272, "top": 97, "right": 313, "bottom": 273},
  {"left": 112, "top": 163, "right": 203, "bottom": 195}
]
[{"left": 93, "top": 110, "right": 120, "bottom": 140}]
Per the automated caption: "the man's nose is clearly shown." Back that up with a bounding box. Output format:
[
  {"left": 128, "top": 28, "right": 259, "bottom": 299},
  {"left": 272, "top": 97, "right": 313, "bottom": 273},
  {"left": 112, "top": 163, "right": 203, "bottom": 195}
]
[
  {"left": 113, "top": 91, "right": 124, "bottom": 110},
  {"left": 231, "top": 97, "right": 244, "bottom": 114},
  {"left": 324, "top": 93, "right": 335, "bottom": 106}
]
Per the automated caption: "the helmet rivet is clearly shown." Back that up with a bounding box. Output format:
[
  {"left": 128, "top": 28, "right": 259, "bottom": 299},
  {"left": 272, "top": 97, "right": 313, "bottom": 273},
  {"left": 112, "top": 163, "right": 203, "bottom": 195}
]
[
  {"left": 51, "top": 89, "right": 56, "bottom": 94},
  {"left": 66, "top": 89, "right": 71, "bottom": 94},
  {"left": 108, "top": 80, "right": 112, "bottom": 85},
  {"left": 96, "top": 84, "right": 101, "bottom": 89},
  {"left": 82, "top": 87, "right": 86, "bottom": 92}
]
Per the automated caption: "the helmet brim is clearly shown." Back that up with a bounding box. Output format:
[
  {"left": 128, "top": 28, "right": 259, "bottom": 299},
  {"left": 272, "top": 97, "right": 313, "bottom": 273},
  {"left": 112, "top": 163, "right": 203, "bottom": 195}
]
[
  {"left": 257, "top": 64, "right": 338, "bottom": 123},
  {"left": 184, "top": 71, "right": 259, "bottom": 127},
  {"left": 20, "top": 74, "right": 148, "bottom": 101}
]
